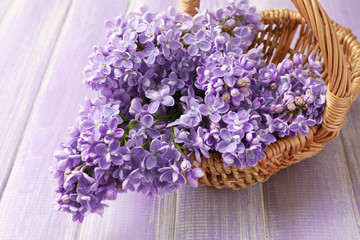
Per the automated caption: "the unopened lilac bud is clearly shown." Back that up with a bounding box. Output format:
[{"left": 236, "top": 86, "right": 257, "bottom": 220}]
[
  {"left": 275, "top": 104, "right": 284, "bottom": 113},
  {"left": 269, "top": 82, "right": 278, "bottom": 90},
  {"left": 287, "top": 103, "right": 296, "bottom": 111},
  {"left": 283, "top": 91, "right": 295, "bottom": 105},
  {"left": 230, "top": 88, "right": 240, "bottom": 97},
  {"left": 222, "top": 91, "right": 231, "bottom": 103},
  {"left": 61, "top": 194, "right": 71, "bottom": 204},
  {"left": 270, "top": 104, "right": 277, "bottom": 112},
  {"left": 236, "top": 78, "right": 246, "bottom": 87},
  {"left": 283, "top": 59, "right": 293, "bottom": 70},
  {"left": 304, "top": 93, "right": 314, "bottom": 104},
  {"left": 239, "top": 86, "right": 248, "bottom": 94},
  {"left": 294, "top": 96, "right": 304, "bottom": 105},
  {"left": 293, "top": 53, "right": 304, "bottom": 65},
  {"left": 181, "top": 157, "right": 192, "bottom": 171}
]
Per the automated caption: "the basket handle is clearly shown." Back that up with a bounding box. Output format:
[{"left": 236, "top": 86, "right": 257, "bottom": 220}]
[
  {"left": 180, "top": 0, "right": 200, "bottom": 17},
  {"left": 291, "top": 0, "right": 350, "bottom": 97}
]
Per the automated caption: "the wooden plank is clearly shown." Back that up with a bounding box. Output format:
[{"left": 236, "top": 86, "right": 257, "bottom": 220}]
[
  {"left": 78, "top": 193, "right": 176, "bottom": 240},
  {"left": 174, "top": 185, "right": 266, "bottom": 240},
  {"left": 0, "top": 0, "right": 129, "bottom": 239},
  {"left": 0, "top": 0, "right": 72, "bottom": 197},
  {"left": 263, "top": 139, "right": 360, "bottom": 239},
  {"left": 77, "top": 1, "right": 179, "bottom": 239},
  {"left": 339, "top": 98, "right": 360, "bottom": 226},
  {"left": 0, "top": 0, "right": 13, "bottom": 23}
]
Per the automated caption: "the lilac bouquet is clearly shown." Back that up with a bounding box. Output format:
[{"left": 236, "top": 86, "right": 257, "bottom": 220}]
[{"left": 50, "top": 0, "right": 327, "bottom": 222}]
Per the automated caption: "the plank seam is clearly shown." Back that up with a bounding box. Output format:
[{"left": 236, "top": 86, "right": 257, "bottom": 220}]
[
  {"left": 261, "top": 183, "right": 270, "bottom": 240},
  {"left": 171, "top": 192, "right": 178, "bottom": 240},
  {"left": 338, "top": 135, "right": 360, "bottom": 233},
  {"left": 0, "top": 0, "right": 74, "bottom": 202}
]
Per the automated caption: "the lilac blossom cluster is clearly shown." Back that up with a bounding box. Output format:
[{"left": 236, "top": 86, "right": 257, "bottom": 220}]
[{"left": 50, "top": 0, "right": 327, "bottom": 222}]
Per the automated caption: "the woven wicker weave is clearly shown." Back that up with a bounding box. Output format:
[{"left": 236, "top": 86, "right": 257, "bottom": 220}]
[{"left": 180, "top": 0, "right": 360, "bottom": 189}]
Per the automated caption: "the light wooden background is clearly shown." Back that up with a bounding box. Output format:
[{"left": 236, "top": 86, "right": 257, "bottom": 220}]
[{"left": 0, "top": 0, "right": 359, "bottom": 239}]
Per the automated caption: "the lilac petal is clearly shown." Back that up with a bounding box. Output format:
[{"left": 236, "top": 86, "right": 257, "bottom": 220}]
[
  {"left": 146, "top": 55, "right": 156, "bottom": 65},
  {"left": 172, "top": 172, "right": 179, "bottom": 182},
  {"left": 191, "top": 168, "right": 204, "bottom": 178},
  {"left": 145, "top": 156, "right": 157, "bottom": 169},
  {"left": 299, "top": 125, "right": 309, "bottom": 136},
  {"left": 161, "top": 96, "right": 175, "bottom": 106},
  {"left": 94, "top": 53, "right": 105, "bottom": 62},
  {"left": 198, "top": 40, "right": 211, "bottom": 51},
  {"left": 199, "top": 105, "right": 210, "bottom": 116},
  {"left": 99, "top": 125, "right": 108, "bottom": 135},
  {"left": 188, "top": 44, "right": 199, "bottom": 56},
  {"left": 99, "top": 157, "right": 111, "bottom": 169},
  {"left": 81, "top": 120, "right": 96, "bottom": 130},
  {"left": 105, "top": 20, "right": 115, "bottom": 29},
  {"left": 159, "top": 171, "right": 172, "bottom": 182},
  {"left": 136, "top": 24, "right": 147, "bottom": 32},
  {"left": 195, "top": 30, "right": 205, "bottom": 40},
  {"left": 213, "top": 68, "right": 225, "bottom": 77},
  {"left": 169, "top": 41, "right": 182, "bottom": 50},
  {"left": 142, "top": 114, "right": 154, "bottom": 128},
  {"left": 177, "top": 174, "right": 186, "bottom": 185},
  {"left": 150, "top": 139, "right": 162, "bottom": 152},
  {"left": 148, "top": 101, "right": 160, "bottom": 114},
  {"left": 223, "top": 153, "right": 235, "bottom": 167},
  {"left": 108, "top": 117, "right": 119, "bottom": 130},
  {"left": 113, "top": 128, "right": 124, "bottom": 138},
  {"left": 124, "top": 60, "right": 133, "bottom": 69},
  {"left": 187, "top": 176, "right": 198, "bottom": 187},
  {"left": 209, "top": 113, "right": 221, "bottom": 123},
  {"left": 204, "top": 94, "right": 215, "bottom": 106},
  {"left": 163, "top": 46, "right": 170, "bottom": 57},
  {"left": 109, "top": 140, "right": 120, "bottom": 152},
  {"left": 220, "top": 129, "right": 232, "bottom": 141},
  {"left": 147, "top": 128, "right": 161, "bottom": 138},
  {"left": 95, "top": 143, "right": 108, "bottom": 155},
  {"left": 183, "top": 33, "right": 195, "bottom": 44},
  {"left": 217, "top": 140, "right": 230, "bottom": 153}
]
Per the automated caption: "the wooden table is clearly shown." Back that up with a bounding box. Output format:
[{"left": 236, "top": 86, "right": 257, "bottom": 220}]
[{"left": 0, "top": 0, "right": 359, "bottom": 239}]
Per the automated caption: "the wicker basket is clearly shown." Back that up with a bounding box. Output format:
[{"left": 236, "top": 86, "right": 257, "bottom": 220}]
[{"left": 180, "top": 0, "right": 360, "bottom": 189}]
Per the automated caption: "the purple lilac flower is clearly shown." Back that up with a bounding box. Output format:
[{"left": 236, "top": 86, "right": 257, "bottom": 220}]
[
  {"left": 99, "top": 117, "right": 124, "bottom": 143},
  {"left": 183, "top": 30, "right": 212, "bottom": 56},
  {"left": 92, "top": 53, "right": 115, "bottom": 75},
  {"left": 105, "top": 17, "right": 123, "bottom": 38},
  {"left": 95, "top": 140, "right": 122, "bottom": 169},
  {"left": 157, "top": 29, "right": 182, "bottom": 57},
  {"left": 145, "top": 85, "right": 175, "bottom": 114},
  {"left": 199, "top": 94, "right": 229, "bottom": 122},
  {"left": 217, "top": 129, "right": 245, "bottom": 153},
  {"left": 113, "top": 51, "right": 133, "bottom": 69},
  {"left": 186, "top": 168, "right": 204, "bottom": 188},
  {"left": 289, "top": 115, "right": 316, "bottom": 136}
]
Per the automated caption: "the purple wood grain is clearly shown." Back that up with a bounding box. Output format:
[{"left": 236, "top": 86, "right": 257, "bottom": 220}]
[
  {"left": 0, "top": 0, "right": 72, "bottom": 197},
  {"left": 174, "top": 185, "right": 266, "bottom": 240},
  {"left": 339, "top": 98, "right": 360, "bottom": 225},
  {"left": 263, "top": 139, "right": 360, "bottom": 239},
  {"left": 0, "top": 0, "right": 129, "bottom": 239}
]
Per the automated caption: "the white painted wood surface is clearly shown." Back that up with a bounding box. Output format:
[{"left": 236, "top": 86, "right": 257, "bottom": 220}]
[{"left": 0, "top": 0, "right": 72, "bottom": 196}]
